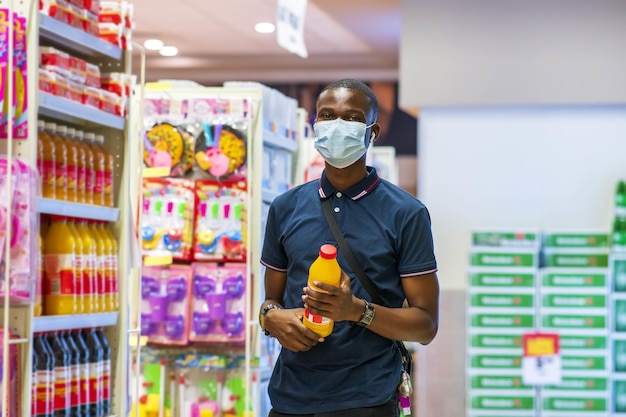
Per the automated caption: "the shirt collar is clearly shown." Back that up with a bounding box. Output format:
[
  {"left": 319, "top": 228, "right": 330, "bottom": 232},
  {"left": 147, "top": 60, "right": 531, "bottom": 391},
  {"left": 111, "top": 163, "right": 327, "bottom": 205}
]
[{"left": 318, "top": 166, "right": 381, "bottom": 201}]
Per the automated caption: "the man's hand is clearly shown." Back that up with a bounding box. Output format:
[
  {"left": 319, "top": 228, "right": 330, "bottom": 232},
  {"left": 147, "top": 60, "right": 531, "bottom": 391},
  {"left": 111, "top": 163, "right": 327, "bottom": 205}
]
[
  {"left": 302, "top": 271, "right": 362, "bottom": 323},
  {"left": 265, "top": 307, "right": 324, "bottom": 352}
]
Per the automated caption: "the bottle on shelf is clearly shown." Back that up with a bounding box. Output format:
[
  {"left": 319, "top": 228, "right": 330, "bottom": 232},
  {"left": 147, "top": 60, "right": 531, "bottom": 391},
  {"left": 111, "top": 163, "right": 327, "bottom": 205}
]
[
  {"left": 33, "top": 333, "right": 55, "bottom": 417},
  {"left": 58, "top": 125, "right": 79, "bottom": 203},
  {"left": 96, "top": 134, "right": 115, "bottom": 208},
  {"left": 302, "top": 244, "right": 342, "bottom": 337},
  {"left": 37, "top": 120, "right": 56, "bottom": 199},
  {"left": 86, "top": 132, "right": 106, "bottom": 206},
  {"left": 89, "top": 220, "right": 108, "bottom": 312},
  {"left": 96, "top": 327, "right": 112, "bottom": 416},
  {"left": 70, "top": 128, "right": 87, "bottom": 204},
  {"left": 63, "top": 330, "right": 82, "bottom": 416},
  {"left": 71, "top": 329, "right": 91, "bottom": 416},
  {"left": 48, "top": 331, "right": 71, "bottom": 417},
  {"left": 83, "top": 327, "right": 104, "bottom": 417},
  {"left": 101, "top": 222, "right": 119, "bottom": 311},
  {"left": 43, "top": 216, "right": 78, "bottom": 315},
  {"left": 67, "top": 218, "right": 89, "bottom": 314},
  {"left": 77, "top": 219, "right": 100, "bottom": 312},
  {"left": 80, "top": 131, "right": 96, "bottom": 206},
  {"left": 45, "top": 122, "right": 68, "bottom": 202}
]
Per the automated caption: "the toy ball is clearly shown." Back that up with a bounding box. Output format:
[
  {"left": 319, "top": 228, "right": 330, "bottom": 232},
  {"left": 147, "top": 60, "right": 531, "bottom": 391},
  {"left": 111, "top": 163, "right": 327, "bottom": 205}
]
[{"left": 197, "top": 229, "right": 214, "bottom": 245}]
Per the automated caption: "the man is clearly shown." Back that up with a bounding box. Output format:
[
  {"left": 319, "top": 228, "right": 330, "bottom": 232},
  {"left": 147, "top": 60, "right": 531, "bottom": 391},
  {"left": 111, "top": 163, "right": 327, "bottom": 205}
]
[{"left": 259, "top": 79, "right": 439, "bottom": 417}]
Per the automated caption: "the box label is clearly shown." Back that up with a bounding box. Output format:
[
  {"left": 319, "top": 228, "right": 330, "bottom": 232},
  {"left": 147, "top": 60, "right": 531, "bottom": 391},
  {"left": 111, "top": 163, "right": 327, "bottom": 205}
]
[
  {"left": 471, "top": 313, "right": 535, "bottom": 328},
  {"left": 561, "top": 355, "right": 606, "bottom": 371},
  {"left": 470, "top": 375, "right": 530, "bottom": 390},
  {"left": 543, "top": 253, "right": 609, "bottom": 268},
  {"left": 470, "top": 272, "right": 535, "bottom": 287},
  {"left": 542, "top": 272, "right": 607, "bottom": 288},
  {"left": 541, "top": 294, "right": 606, "bottom": 308},
  {"left": 541, "top": 314, "right": 606, "bottom": 330},
  {"left": 472, "top": 231, "right": 539, "bottom": 247},
  {"left": 470, "top": 354, "right": 522, "bottom": 369},
  {"left": 471, "top": 293, "right": 534, "bottom": 308},
  {"left": 470, "top": 395, "right": 535, "bottom": 410},
  {"left": 545, "top": 376, "right": 607, "bottom": 391},
  {"left": 470, "top": 252, "right": 537, "bottom": 267},
  {"left": 559, "top": 335, "right": 607, "bottom": 350},
  {"left": 470, "top": 334, "right": 523, "bottom": 349},
  {"left": 543, "top": 233, "right": 609, "bottom": 248},
  {"left": 542, "top": 396, "right": 607, "bottom": 412}
]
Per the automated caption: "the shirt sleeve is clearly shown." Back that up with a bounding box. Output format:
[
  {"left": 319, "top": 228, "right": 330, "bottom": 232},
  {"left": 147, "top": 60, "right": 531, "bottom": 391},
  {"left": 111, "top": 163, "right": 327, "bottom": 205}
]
[
  {"left": 397, "top": 205, "right": 438, "bottom": 277},
  {"left": 260, "top": 201, "right": 288, "bottom": 272}
]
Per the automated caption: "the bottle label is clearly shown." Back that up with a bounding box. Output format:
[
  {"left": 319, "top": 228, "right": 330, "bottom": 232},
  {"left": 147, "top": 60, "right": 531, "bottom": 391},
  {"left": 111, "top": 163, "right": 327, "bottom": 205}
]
[
  {"left": 102, "top": 358, "right": 111, "bottom": 403},
  {"left": 54, "top": 366, "right": 70, "bottom": 411},
  {"left": 56, "top": 161, "right": 68, "bottom": 188},
  {"left": 44, "top": 254, "right": 76, "bottom": 295},
  {"left": 94, "top": 170, "right": 105, "bottom": 193},
  {"left": 304, "top": 308, "right": 331, "bottom": 325},
  {"left": 89, "top": 362, "right": 102, "bottom": 405},
  {"left": 74, "top": 254, "right": 85, "bottom": 298},
  {"left": 83, "top": 254, "right": 96, "bottom": 295},
  {"left": 35, "top": 370, "right": 53, "bottom": 415},
  {"left": 42, "top": 160, "right": 56, "bottom": 188},
  {"left": 79, "top": 362, "right": 90, "bottom": 408},
  {"left": 69, "top": 363, "right": 80, "bottom": 408},
  {"left": 77, "top": 165, "right": 87, "bottom": 193},
  {"left": 104, "top": 170, "right": 113, "bottom": 194},
  {"left": 104, "top": 255, "right": 117, "bottom": 294},
  {"left": 85, "top": 168, "right": 95, "bottom": 194},
  {"left": 67, "top": 164, "right": 78, "bottom": 190}
]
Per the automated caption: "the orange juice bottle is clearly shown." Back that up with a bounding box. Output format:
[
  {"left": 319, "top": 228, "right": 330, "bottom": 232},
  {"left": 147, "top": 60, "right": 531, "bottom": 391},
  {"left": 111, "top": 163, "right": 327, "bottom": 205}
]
[
  {"left": 43, "top": 216, "right": 77, "bottom": 315},
  {"left": 37, "top": 120, "right": 56, "bottom": 199},
  {"left": 97, "top": 135, "right": 115, "bottom": 207},
  {"left": 66, "top": 219, "right": 86, "bottom": 314},
  {"left": 87, "top": 133, "right": 105, "bottom": 206},
  {"left": 58, "top": 126, "right": 78, "bottom": 203},
  {"left": 100, "top": 222, "right": 118, "bottom": 311},
  {"left": 45, "top": 122, "right": 68, "bottom": 201},
  {"left": 70, "top": 128, "right": 87, "bottom": 204},
  {"left": 87, "top": 220, "right": 107, "bottom": 311},
  {"left": 303, "top": 244, "right": 342, "bottom": 337},
  {"left": 81, "top": 132, "right": 96, "bottom": 205},
  {"left": 76, "top": 220, "right": 100, "bottom": 313}
]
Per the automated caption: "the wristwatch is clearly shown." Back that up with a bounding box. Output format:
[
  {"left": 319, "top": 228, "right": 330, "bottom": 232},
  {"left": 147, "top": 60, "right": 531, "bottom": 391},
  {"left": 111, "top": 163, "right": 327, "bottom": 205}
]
[
  {"left": 260, "top": 303, "right": 280, "bottom": 336},
  {"left": 357, "top": 299, "right": 375, "bottom": 327}
]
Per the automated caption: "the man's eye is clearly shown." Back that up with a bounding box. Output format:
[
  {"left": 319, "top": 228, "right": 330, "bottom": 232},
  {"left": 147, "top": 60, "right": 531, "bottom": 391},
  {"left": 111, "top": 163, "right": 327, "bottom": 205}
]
[{"left": 319, "top": 114, "right": 333, "bottom": 120}]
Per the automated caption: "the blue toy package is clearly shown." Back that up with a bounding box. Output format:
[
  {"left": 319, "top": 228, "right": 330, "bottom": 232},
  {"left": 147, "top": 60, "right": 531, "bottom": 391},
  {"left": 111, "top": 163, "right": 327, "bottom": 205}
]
[
  {"left": 190, "top": 262, "right": 246, "bottom": 343},
  {"left": 140, "top": 265, "right": 192, "bottom": 345}
]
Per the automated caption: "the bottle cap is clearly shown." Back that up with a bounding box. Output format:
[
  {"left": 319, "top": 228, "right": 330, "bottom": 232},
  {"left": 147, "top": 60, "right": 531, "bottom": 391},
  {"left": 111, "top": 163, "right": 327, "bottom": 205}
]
[{"left": 319, "top": 244, "right": 337, "bottom": 259}]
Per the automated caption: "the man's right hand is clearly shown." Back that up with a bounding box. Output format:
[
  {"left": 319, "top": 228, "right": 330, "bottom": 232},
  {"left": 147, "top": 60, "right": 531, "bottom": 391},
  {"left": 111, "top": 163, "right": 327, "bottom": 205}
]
[{"left": 266, "top": 307, "right": 325, "bottom": 352}]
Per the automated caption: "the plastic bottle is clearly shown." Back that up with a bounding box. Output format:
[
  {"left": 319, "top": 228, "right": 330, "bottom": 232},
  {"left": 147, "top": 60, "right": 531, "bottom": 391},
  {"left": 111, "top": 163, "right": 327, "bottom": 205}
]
[
  {"left": 97, "top": 134, "right": 115, "bottom": 208},
  {"left": 37, "top": 120, "right": 56, "bottom": 199},
  {"left": 71, "top": 329, "right": 90, "bottom": 416},
  {"left": 63, "top": 330, "right": 82, "bottom": 416},
  {"left": 86, "top": 133, "right": 105, "bottom": 206},
  {"left": 58, "top": 125, "right": 79, "bottom": 203},
  {"left": 100, "top": 222, "right": 118, "bottom": 312},
  {"left": 34, "top": 233, "right": 43, "bottom": 317},
  {"left": 96, "top": 328, "right": 111, "bottom": 416},
  {"left": 48, "top": 331, "right": 71, "bottom": 417},
  {"left": 34, "top": 333, "right": 55, "bottom": 417},
  {"left": 43, "top": 216, "right": 78, "bottom": 315},
  {"left": 88, "top": 220, "right": 107, "bottom": 313},
  {"left": 77, "top": 219, "right": 100, "bottom": 313},
  {"left": 68, "top": 219, "right": 90, "bottom": 314},
  {"left": 83, "top": 328, "right": 103, "bottom": 417},
  {"left": 81, "top": 131, "right": 96, "bottom": 206},
  {"left": 302, "top": 244, "right": 342, "bottom": 337},
  {"left": 45, "top": 122, "right": 68, "bottom": 201},
  {"left": 71, "top": 128, "right": 87, "bottom": 204}
]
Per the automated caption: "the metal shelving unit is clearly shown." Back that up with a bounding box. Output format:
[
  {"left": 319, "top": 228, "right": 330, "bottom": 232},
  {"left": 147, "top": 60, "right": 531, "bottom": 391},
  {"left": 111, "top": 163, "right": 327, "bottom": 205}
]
[{"left": 1, "top": 4, "right": 137, "bottom": 417}]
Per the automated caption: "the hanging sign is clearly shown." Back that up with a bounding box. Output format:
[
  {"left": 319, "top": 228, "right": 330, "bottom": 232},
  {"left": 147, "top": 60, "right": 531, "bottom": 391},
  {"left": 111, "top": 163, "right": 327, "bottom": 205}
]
[
  {"left": 522, "top": 333, "right": 561, "bottom": 385},
  {"left": 276, "top": 0, "right": 308, "bottom": 58}
]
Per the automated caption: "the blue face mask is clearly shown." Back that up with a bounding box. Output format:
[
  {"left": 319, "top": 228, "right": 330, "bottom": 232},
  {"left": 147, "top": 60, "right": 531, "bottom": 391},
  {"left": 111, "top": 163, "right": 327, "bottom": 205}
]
[{"left": 313, "top": 119, "right": 375, "bottom": 169}]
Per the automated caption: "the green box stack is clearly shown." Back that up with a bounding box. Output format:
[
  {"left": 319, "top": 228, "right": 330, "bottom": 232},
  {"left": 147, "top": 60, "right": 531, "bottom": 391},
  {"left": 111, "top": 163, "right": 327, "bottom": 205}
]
[
  {"left": 612, "top": 180, "right": 626, "bottom": 415},
  {"left": 467, "top": 231, "right": 540, "bottom": 417},
  {"left": 540, "top": 232, "right": 610, "bottom": 417}
]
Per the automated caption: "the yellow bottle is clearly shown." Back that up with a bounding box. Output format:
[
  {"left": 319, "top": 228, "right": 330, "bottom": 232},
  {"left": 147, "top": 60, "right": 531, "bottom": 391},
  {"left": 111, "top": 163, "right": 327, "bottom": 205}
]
[
  {"left": 101, "top": 222, "right": 119, "bottom": 311},
  {"left": 87, "top": 220, "right": 107, "bottom": 312},
  {"left": 58, "top": 125, "right": 79, "bottom": 203},
  {"left": 66, "top": 219, "right": 86, "bottom": 314},
  {"left": 37, "top": 120, "right": 56, "bottom": 199},
  {"left": 43, "top": 216, "right": 77, "bottom": 315},
  {"left": 76, "top": 220, "right": 98, "bottom": 313},
  {"left": 302, "top": 244, "right": 342, "bottom": 337},
  {"left": 45, "top": 122, "right": 68, "bottom": 202}
]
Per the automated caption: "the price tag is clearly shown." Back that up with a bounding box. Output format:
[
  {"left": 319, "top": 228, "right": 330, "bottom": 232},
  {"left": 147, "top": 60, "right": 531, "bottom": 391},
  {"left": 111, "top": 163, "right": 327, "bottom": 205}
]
[
  {"left": 276, "top": 0, "right": 308, "bottom": 58},
  {"left": 522, "top": 333, "right": 561, "bottom": 385}
]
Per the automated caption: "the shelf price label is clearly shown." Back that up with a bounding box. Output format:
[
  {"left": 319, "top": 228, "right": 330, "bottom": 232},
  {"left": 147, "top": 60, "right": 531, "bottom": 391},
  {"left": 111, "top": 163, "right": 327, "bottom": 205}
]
[
  {"left": 143, "top": 255, "right": 173, "bottom": 267},
  {"left": 522, "top": 333, "right": 561, "bottom": 385}
]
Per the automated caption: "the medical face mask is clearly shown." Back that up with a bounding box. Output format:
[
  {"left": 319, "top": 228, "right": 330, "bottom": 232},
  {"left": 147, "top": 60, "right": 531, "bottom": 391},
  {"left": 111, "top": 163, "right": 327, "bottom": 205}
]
[{"left": 313, "top": 119, "right": 374, "bottom": 169}]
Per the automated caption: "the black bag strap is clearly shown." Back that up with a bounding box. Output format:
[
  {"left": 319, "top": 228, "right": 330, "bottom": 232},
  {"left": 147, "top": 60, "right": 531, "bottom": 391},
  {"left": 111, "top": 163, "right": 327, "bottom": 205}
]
[{"left": 321, "top": 198, "right": 411, "bottom": 372}]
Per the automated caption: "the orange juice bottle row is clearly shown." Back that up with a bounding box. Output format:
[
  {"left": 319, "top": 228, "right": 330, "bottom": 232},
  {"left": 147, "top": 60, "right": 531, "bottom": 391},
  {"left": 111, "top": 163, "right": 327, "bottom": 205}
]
[
  {"left": 37, "top": 120, "right": 115, "bottom": 207},
  {"left": 40, "top": 215, "right": 119, "bottom": 316}
]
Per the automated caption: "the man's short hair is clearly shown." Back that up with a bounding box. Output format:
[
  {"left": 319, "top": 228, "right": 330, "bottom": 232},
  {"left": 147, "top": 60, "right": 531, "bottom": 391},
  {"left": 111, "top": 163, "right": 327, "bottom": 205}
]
[{"left": 320, "top": 79, "right": 379, "bottom": 123}]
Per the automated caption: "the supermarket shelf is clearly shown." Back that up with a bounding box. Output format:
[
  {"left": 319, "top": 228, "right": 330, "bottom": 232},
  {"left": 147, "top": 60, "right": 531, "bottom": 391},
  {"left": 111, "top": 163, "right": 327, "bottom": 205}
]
[
  {"left": 39, "top": 92, "right": 126, "bottom": 130},
  {"left": 263, "top": 129, "right": 299, "bottom": 152},
  {"left": 37, "top": 198, "right": 120, "bottom": 222},
  {"left": 33, "top": 312, "right": 119, "bottom": 332},
  {"left": 39, "top": 13, "right": 123, "bottom": 61}
]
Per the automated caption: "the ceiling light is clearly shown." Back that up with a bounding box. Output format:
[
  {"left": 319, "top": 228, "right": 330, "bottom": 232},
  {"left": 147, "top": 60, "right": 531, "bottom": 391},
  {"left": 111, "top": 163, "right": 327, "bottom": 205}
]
[
  {"left": 255, "top": 22, "right": 275, "bottom": 34},
  {"left": 159, "top": 46, "right": 179, "bottom": 57},
  {"left": 143, "top": 39, "right": 164, "bottom": 50}
]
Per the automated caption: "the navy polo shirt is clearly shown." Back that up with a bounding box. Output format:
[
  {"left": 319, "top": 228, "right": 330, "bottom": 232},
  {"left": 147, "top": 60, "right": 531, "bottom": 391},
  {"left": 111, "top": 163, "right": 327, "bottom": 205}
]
[{"left": 261, "top": 167, "right": 437, "bottom": 414}]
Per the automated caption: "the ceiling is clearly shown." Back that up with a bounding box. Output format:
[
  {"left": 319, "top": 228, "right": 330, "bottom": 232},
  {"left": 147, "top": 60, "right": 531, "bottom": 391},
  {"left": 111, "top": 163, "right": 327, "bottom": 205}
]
[{"left": 131, "top": 0, "right": 401, "bottom": 86}]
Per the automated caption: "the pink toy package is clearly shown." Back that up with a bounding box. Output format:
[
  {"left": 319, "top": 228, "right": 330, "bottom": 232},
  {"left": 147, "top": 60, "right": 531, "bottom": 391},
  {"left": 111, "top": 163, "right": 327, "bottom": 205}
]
[
  {"left": 189, "top": 262, "right": 246, "bottom": 343},
  {"left": 141, "top": 264, "right": 192, "bottom": 345},
  {"left": 0, "top": 12, "right": 28, "bottom": 140}
]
